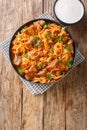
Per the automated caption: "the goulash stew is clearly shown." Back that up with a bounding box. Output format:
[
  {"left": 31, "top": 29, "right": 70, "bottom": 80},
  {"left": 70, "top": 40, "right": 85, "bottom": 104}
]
[{"left": 11, "top": 20, "right": 74, "bottom": 83}]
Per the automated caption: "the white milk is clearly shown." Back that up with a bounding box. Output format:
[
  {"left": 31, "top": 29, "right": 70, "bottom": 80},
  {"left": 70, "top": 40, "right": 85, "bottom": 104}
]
[{"left": 54, "top": 0, "right": 84, "bottom": 24}]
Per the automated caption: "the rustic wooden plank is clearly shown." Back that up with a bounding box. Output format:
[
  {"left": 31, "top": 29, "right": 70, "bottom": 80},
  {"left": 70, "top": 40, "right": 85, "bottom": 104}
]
[
  {"left": 43, "top": 83, "right": 66, "bottom": 130},
  {"left": 43, "top": 0, "right": 55, "bottom": 17},
  {"left": 66, "top": 71, "right": 87, "bottom": 130},
  {"left": 65, "top": 0, "right": 87, "bottom": 129},
  {"left": 43, "top": 0, "right": 66, "bottom": 130},
  {"left": 22, "top": 90, "right": 44, "bottom": 130},
  {"left": 21, "top": 1, "right": 44, "bottom": 130},
  {"left": 0, "top": 0, "right": 24, "bottom": 130}
]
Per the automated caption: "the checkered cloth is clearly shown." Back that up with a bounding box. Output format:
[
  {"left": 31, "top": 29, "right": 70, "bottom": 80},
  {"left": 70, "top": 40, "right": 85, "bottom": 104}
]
[{"left": 0, "top": 12, "right": 85, "bottom": 95}]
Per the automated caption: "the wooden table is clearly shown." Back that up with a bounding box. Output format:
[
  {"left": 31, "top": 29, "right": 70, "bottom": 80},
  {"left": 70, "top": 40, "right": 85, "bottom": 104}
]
[{"left": 0, "top": 0, "right": 87, "bottom": 130}]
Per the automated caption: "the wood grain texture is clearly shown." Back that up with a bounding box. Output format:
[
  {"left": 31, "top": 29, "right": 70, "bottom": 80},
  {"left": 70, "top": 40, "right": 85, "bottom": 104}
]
[
  {"left": 0, "top": 0, "right": 87, "bottom": 130},
  {"left": 0, "top": 0, "right": 24, "bottom": 130},
  {"left": 21, "top": 1, "right": 44, "bottom": 130},
  {"left": 65, "top": 0, "right": 87, "bottom": 129}
]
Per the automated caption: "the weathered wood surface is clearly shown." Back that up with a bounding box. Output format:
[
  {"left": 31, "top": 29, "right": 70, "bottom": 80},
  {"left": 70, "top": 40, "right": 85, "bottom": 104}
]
[{"left": 0, "top": 0, "right": 87, "bottom": 130}]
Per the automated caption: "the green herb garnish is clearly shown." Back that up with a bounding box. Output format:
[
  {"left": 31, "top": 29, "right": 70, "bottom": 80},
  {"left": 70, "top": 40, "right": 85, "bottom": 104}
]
[
  {"left": 24, "top": 50, "right": 28, "bottom": 54},
  {"left": 54, "top": 38, "right": 59, "bottom": 43},
  {"left": 18, "top": 68, "right": 22, "bottom": 75},
  {"left": 39, "top": 63, "right": 45, "bottom": 69},
  {"left": 61, "top": 70, "right": 66, "bottom": 75},
  {"left": 33, "top": 35, "right": 41, "bottom": 46},
  {"left": 21, "top": 29, "right": 27, "bottom": 33},
  {"left": 61, "top": 26, "right": 66, "bottom": 31},
  {"left": 54, "top": 36, "right": 65, "bottom": 43},
  {"left": 50, "top": 48, "right": 54, "bottom": 52},
  {"left": 26, "top": 54, "right": 31, "bottom": 59},
  {"left": 35, "top": 40, "right": 41, "bottom": 46},
  {"left": 23, "top": 50, "right": 30, "bottom": 59},
  {"left": 49, "top": 55, "right": 53, "bottom": 61},
  {"left": 48, "top": 73, "right": 54, "bottom": 80},
  {"left": 65, "top": 44, "right": 70, "bottom": 51},
  {"left": 66, "top": 60, "right": 73, "bottom": 68},
  {"left": 33, "top": 35, "right": 38, "bottom": 40},
  {"left": 59, "top": 36, "right": 65, "bottom": 41},
  {"left": 46, "top": 32, "right": 50, "bottom": 38},
  {"left": 43, "top": 23, "right": 50, "bottom": 28}
]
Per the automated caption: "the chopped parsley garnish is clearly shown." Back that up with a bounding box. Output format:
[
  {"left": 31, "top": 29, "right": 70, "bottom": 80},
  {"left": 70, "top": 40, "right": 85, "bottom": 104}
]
[
  {"left": 33, "top": 35, "right": 42, "bottom": 46},
  {"left": 43, "top": 23, "right": 50, "bottom": 28},
  {"left": 66, "top": 60, "right": 73, "bottom": 68},
  {"left": 48, "top": 73, "right": 54, "bottom": 80},
  {"left": 61, "top": 71, "right": 66, "bottom": 75},
  {"left": 54, "top": 38, "right": 59, "bottom": 43},
  {"left": 59, "top": 36, "right": 65, "bottom": 41},
  {"left": 50, "top": 48, "right": 54, "bottom": 52},
  {"left": 54, "top": 36, "right": 65, "bottom": 43},
  {"left": 23, "top": 50, "right": 30, "bottom": 59},
  {"left": 49, "top": 55, "right": 53, "bottom": 61},
  {"left": 24, "top": 50, "right": 28, "bottom": 54},
  {"left": 35, "top": 40, "right": 41, "bottom": 46},
  {"left": 33, "top": 35, "right": 38, "bottom": 40},
  {"left": 18, "top": 68, "right": 22, "bottom": 75},
  {"left": 39, "top": 63, "right": 45, "bottom": 68},
  {"left": 21, "top": 29, "right": 27, "bottom": 33},
  {"left": 26, "top": 54, "right": 31, "bottom": 59},
  {"left": 61, "top": 26, "right": 66, "bottom": 31},
  {"left": 46, "top": 32, "right": 50, "bottom": 37},
  {"left": 65, "top": 44, "right": 70, "bottom": 51}
]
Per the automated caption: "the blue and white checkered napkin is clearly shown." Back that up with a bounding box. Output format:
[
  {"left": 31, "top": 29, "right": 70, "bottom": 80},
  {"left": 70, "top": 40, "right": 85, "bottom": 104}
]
[{"left": 0, "top": 12, "right": 85, "bottom": 95}]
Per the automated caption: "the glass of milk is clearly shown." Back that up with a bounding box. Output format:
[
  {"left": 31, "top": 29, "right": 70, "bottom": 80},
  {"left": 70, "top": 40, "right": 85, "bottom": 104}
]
[{"left": 54, "top": 0, "right": 85, "bottom": 25}]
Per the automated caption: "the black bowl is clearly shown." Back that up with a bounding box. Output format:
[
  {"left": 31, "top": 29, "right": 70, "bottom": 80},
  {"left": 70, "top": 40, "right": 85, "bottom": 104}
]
[
  {"left": 53, "top": 0, "right": 85, "bottom": 25},
  {"left": 9, "top": 18, "right": 76, "bottom": 84}
]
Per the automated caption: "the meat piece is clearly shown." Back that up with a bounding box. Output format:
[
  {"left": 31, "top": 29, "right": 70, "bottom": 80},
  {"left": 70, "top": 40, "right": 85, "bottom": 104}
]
[
  {"left": 67, "top": 40, "right": 74, "bottom": 54},
  {"left": 30, "top": 51, "right": 43, "bottom": 60},
  {"left": 51, "top": 68, "right": 59, "bottom": 73},
  {"left": 27, "top": 36, "right": 35, "bottom": 44},
  {"left": 25, "top": 65, "right": 37, "bottom": 73},
  {"left": 34, "top": 20, "right": 45, "bottom": 27},
  {"left": 30, "top": 55, "right": 38, "bottom": 60},
  {"left": 13, "top": 54, "right": 22, "bottom": 66},
  {"left": 37, "top": 69, "right": 47, "bottom": 76},
  {"left": 29, "top": 65, "right": 37, "bottom": 72},
  {"left": 33, "top": 21, "right": 42, "bottom": 32},
  {"left": 33, "top": 21, "right": 38, "bottom": 26},
  {"left": 25, "top": 65, "right": 38, "bottom": 79},
  {"left": 39, "top": 20, "right": 45, "bottom": 26},
  {"left": 67, "top": 40, "right": 73, "bottom": 45},
  {"left": 30, "top": 52, "right": 39, "bottom": 60},
  {"left": 25, "top": 72, "right": 34, "bottom": 80},
  {"left": 47, "top": 59, "right": 58, "bottom": 69},
  {"left": 38, "top": 51, "right": 43, "bottom": 57}
]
